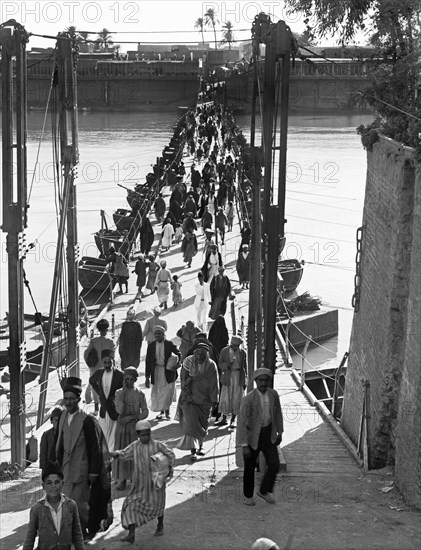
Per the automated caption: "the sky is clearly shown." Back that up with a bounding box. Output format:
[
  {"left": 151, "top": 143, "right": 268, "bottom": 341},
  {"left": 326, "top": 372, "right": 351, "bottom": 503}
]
[{"left": 0, "top": 0, "right": 367, "bottom": 52}]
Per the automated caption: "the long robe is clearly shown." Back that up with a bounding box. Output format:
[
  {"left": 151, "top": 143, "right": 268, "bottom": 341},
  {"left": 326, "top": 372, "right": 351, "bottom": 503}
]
[
  {"left": 236, "top": 251, "right": 250, "bottom": 284},
  {"left": 134, "top": 258, "right": 147, "bottom": 289},
  {"left": 140, "top": 218, "right": 154, "bottom": 256},
  {"left": 161, "top": 223, "right": 175, "bottom": 248},
  {"left": 118, "top": 320, "right": 143, "bottom": 369},
  {"left": 209, "top": 274, "right": 232, "bottom": 320},
  {"left": 114, "top": 387, "right": 149, "bottom": 482},
  {"left": 146, "top": 261, "right": 159, "bottom": 291},
  {"left": 177, "top": 355, "right": 219, "bottom": 450},
  {"left": 181, "top": 232, "right": 198, "bottom": 264},
  {"left": 55, "top": 410, "right": 112, "bottom": 534},
  {"left": 154, "top": 196, "right": 166, "bottom": 220},
  {"left": 118, "top": 439, "right": 175, "bottom": 528},
  {"left": 154, "top": 267, "right": 172, "bottom": 305},
  {"left": 194, "top": 281, "right": 211, "bottom": 330}
]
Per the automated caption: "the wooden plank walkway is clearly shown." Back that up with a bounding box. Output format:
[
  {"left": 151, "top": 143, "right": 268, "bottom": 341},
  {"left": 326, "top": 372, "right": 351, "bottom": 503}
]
[{"left": 277, "top": 367, "right": 358, "bottom": 476}]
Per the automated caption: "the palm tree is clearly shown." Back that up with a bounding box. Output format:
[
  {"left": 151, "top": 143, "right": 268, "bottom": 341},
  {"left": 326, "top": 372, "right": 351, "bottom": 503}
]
[
  {"left": 96, "top": 28, "right": 114, "bottom": 51},
  {"left": 204, "top": 8, "right": 219, "bottom": 49},
  {"left": 194, "top": 17, "right": 205, "bottom": 45},
  {"left": 65, "top": 25, "right": 77, "bottom": 35},
  {"left": 220, "top": 21, "right": 235, "bottom": 50}
]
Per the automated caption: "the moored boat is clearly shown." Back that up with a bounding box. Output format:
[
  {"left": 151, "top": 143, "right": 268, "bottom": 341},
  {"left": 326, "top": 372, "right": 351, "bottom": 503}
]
[
  {"left": 278, "top": 259, "right": 304, "bottom": 293},
  {"left": 113, "top": 208, "right": 142, "bottom": 232},
  {"left": 78, "top": 257, "right": 113, "bottom": 292},
  {"left": 94, "top": 228, "right": 131, "bottom": 257}
]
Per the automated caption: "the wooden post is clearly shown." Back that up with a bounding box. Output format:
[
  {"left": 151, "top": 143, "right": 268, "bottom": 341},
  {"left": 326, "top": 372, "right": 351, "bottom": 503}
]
[
  {"left": 300, "top": 336, "right": 312, "bottom": 390},
  {"left": 363, "top": 380, "right": 371, "bottom": 470},
  {"left": 332, "top": 352, "right": 349, "bottom": 418}
]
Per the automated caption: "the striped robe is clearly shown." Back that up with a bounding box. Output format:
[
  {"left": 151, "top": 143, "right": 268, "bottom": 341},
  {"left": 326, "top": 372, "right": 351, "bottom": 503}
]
[{"left": 118, "top": 438, "right": 175, "bottom": 529}]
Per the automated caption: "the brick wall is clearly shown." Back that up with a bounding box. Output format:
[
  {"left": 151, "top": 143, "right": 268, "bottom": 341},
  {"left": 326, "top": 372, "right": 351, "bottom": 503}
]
[
  {"left": 341, "top": 135, "right": 421, "bottom": 507},
  {"left": 394, "top": 161, "right": 421, "bottom": 508}
]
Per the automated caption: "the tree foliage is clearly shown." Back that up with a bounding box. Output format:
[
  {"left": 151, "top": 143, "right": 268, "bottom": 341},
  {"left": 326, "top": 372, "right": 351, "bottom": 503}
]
[
  {"left": 204, "top": 8, "right": 219, "bottom": 49},
  {"left": 221, "top": 21, "right": 235, "bottom": 49},
  {"left": 285, "top": 0, "right": 421, "bottom": 153},
  {"left": 194, "top": 17, "right": 205, "bottom": 45},
  {"left": 96, "top": 28, "right": 114, "bottom": 51}
]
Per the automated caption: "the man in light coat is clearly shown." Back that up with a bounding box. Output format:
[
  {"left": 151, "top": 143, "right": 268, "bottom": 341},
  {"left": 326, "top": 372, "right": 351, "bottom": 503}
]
[{"left": 237, "top": 368, "right": 283, "bottom": 506}]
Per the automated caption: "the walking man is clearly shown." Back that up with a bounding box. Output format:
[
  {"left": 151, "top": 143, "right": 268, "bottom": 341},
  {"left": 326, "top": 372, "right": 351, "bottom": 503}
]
[
  {"left": 209, "top": 266, "right": 233, "bottom": 320},
  {"left": 143, "top": 306, "right": 168, "bottom": 345},
  {"left": 145, "top": 326, "right": 181, "bottom": 420},
  {"left": 237, "top": 368, "right": 283, "bottom": 506},
  {"left": 215, "top": 207, "right": 228, "bottom": 245},
  {"left": 83, "top": 318, "right": 115, "bottom": 413},
  {"left": 55, "top": 377, "right": 112, "bottom": 540},
  {"left": 89, "top": 353, "right": 124, "bottom": 452},
  {"left": 111, "top": 420, "right": 174, "bottom": 544}
]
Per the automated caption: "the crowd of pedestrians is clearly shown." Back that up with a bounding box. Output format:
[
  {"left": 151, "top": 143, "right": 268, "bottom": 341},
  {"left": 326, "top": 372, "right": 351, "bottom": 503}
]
[{"left": 24, "top": 103, "right": 282, "bottom": 549}]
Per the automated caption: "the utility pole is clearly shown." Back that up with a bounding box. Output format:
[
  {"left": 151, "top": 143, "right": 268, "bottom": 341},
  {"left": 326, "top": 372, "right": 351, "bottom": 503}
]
[
  {"left": 1, "top": 21, "right": 29, "bottom": 467},
  {"left": 37, "top": 32, "right": 80, "bottom": 427}
]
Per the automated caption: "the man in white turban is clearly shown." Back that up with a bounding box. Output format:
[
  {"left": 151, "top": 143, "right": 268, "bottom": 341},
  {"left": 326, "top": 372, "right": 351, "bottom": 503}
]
[
  {"left": 237, "top": 367, "right": 283, "bottom": 506},
  {"left": 111, "top": 420, "right": 174, "bottom": 544}
]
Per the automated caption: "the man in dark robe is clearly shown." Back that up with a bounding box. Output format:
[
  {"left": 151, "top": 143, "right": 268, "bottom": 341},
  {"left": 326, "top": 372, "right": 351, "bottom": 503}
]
[
  {"left": 154, "top": 194, "right": 166, "bottom": 223},
  {"left": 55, "top": 377, "right": 113, "bottom": 540},
  {"left": 140, "top": 216, "right": 154, "bottom": 256},
  {"left": 209, "top": 266, "right": 232, "bottom": 319}
]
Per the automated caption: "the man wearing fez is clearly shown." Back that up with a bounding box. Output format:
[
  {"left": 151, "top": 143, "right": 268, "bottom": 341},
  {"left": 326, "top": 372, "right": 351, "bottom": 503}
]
[
  {"left": 83, "top": 317, "right": 115, "bottom": 413},
  {"left": 89, "top": 351, "right": 124, "bottom": 452},
  {"left": 145, "top": 325, "right": 181, "bottom": 421},
  {"left": 55, "top": 376, "right": 112, "bottom": 540},
  {"left": 237, "top": 368, "right": 283, "bottom": 506}
]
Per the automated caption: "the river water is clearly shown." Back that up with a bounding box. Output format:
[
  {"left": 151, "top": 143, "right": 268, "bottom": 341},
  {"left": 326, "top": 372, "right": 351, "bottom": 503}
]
[{"left": 0, "top": 110, "right": 374, "bottom": 370}]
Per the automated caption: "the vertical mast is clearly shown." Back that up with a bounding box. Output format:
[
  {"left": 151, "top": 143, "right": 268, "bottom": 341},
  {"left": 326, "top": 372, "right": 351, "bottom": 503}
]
[
  {"left": 1, "top": 21, "right": 29, "bottom": 467},
  {"left": 36, "top": 32, "right": 80, "bottom": 427},
  {"left": 59, "top": 33, "right": 80, "bottom": 378}
]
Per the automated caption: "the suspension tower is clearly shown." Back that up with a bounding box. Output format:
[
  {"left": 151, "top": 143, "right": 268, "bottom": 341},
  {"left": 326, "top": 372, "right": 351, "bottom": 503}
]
[
  {"left": 248, "top": 14, "right": 297, "bottom": 380},
  {"left": 1, "top": 20, "right": 29, "bottom": 467}
]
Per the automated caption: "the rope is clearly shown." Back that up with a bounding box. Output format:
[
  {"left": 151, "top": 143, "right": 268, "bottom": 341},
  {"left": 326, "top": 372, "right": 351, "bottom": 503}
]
[{"left": 28, "top": 57, "right": 57, "bottom": 202}]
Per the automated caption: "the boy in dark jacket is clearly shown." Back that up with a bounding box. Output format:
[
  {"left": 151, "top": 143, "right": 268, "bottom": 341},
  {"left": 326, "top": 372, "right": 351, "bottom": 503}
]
[{"left": 23, "top": 461, "right": 84, "bottom": 550}]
